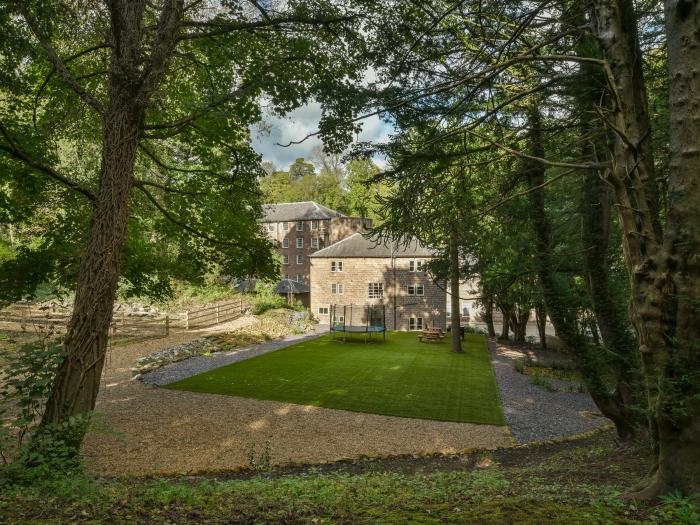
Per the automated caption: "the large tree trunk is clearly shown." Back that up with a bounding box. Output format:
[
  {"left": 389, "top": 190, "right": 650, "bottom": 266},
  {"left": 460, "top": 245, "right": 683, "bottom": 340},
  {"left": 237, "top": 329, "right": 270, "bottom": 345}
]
[
  {"left": 497, "top": 303, "right": 510, "bottom": 339},
  {"left": 589, "top": 0, "right": 700, "bottom": 497},
  {"left": 483, "top": 296, "right": 497, "bottom": 337},
  {"left": 39, "top": 0, "right": 183, "bottom": 451},
  {"left": 509, "top": 305, "right": 530, "bottom": 343},
  {"left": 525, "top": 105, "right": 641, "bottom": 442},
  {"left": 449, "top": 221, "right": 463, "bottom": 352},
  {"left": 535, "top": 302, "right": 547, "bottom": 349}
]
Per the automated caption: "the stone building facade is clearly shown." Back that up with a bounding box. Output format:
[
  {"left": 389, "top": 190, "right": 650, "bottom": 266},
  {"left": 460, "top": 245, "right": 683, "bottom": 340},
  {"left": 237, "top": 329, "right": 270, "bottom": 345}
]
[
  {"left": 261, "top": 202, "right": 372, "bottom": 283},
  {"left": 310, "top": 233, "right": 446, "bottom": 331}
]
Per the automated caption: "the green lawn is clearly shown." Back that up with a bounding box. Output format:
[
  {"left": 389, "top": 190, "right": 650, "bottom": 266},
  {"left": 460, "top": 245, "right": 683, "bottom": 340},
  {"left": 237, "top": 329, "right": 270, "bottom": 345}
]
[{"left": 166, "top": 332, "right": 504, "bottom": 425}]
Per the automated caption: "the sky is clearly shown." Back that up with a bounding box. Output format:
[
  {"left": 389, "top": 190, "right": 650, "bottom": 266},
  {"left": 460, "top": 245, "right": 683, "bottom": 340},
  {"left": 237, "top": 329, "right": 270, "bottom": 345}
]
[{"left": 251, "top": 102, "right": 393, "bottom": 171}]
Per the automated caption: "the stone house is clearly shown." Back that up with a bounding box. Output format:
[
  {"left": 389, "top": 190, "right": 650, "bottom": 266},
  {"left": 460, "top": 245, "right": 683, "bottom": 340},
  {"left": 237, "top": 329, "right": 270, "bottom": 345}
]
[
  {"left": 261, "top": 201, "right": 372, "bottom": 284},
  {"left": 310, "top": 233, "right": 447, "bottom": 331}
]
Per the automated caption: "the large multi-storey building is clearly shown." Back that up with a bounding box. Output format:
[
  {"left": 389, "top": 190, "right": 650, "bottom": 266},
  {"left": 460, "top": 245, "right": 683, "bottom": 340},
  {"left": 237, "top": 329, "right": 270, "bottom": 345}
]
[
  {"left": 261, "top": 202, "right": 372, "bottom": 283},
  {"left": 310, "top": 233, "right": 447, "bottom": 331}
]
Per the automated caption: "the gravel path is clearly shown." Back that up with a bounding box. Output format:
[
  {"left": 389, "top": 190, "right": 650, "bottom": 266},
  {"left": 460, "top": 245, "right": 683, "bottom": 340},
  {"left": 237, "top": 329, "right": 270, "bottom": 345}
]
[
  {"left": 140, "top": 329, "right": 328, "bottom": 386},
  {"left": 489, "top": 339, "right": 610, "bottom": 443}
]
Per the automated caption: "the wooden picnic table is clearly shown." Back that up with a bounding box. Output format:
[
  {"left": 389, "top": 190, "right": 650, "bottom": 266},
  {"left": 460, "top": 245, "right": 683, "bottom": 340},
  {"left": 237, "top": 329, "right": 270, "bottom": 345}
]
[{"left": 418, "top": 326, "right": 446, "bottom": 343}]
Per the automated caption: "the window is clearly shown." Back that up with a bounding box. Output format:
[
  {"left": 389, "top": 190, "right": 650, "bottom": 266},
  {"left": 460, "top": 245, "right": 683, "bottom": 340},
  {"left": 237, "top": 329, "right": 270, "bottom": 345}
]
[
  {"left": 283, "top": 254, "right": 289, "bottom": 265},
  {"left": 461, "top": 303, "right": 470, "bottom": 316},
  {"left": 282, "top": 239, "right": 289, "bottom": 248},
  {"left": 311, "top": 237, "right": 319, "bottom": 248},
  {"left": 330, "top": 261, "right": 343, "bottom": 272},
  {"left": 409, "top": 260, "right": 423, "bottom": 272},
  {"left": 312, "top": 220, "right": 319, "bottom": 230},
  {"left": 296, "top": 274, "right": 303, "bottom": 282},
  {"left": 282, "top": 222, "right": 289, "bottom": 231},
  {"left": 331, "top": 261, "right": 336, "bottom": 272},
  {"left": 318, "top": 306, "right": 329, "bottom": 315},
  {"left": 333, "top": 315, "right": 345, "bottom": 324},
  {"left": 267, "top": 224, "right": 274, "bottom": 232},
  {"left": 296, "top": 221, "right": 304, "bottom": 231},
  {"left": 296, "top": 237, "right": 304, "bottom": 248},
  {"left": 368, "top": 282, "right": 383, "bottom": 299},
  {"left": 407, "top": 284, "right": 425, "bottom": 296},
  {"left": 285, "top": 274, "right": 289, "bottom": 279},
  {"left": 331, "top": 283, "right": 344, "bottom": 295},
  {"left": 296, "top": 254, "right": 304, "bottom": 264},
  {"left": 409, "top": 317, "right": 424, "bottom": 331}
]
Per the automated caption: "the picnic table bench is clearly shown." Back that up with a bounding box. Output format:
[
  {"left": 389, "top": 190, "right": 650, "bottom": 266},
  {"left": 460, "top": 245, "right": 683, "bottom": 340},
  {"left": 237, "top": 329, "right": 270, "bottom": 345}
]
[{"left": 418, "top": 326, "right": 446, "bottom": 343}]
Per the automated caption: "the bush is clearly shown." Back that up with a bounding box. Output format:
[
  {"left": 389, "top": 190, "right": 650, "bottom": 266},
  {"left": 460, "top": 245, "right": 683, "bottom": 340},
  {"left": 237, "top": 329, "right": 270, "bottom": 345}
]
[{"left": 251, "top": 282, "right": 288, "bottom": 315}]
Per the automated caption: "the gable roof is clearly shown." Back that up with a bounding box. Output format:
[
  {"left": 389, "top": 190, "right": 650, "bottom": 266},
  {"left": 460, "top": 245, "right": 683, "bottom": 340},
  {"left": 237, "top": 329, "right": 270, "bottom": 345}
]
[
  {"left": 310, "top": 233, "right": 436, "bottom": 259},
  {"left": 262, "top": 201, "right": 345, "bottom": 222}
]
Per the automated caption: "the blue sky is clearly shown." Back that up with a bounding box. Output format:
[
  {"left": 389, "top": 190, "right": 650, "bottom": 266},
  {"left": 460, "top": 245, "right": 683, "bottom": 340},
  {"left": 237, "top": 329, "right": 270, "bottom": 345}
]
[{"left": 251, "top": 102, "right": 392, "bottom": 170}]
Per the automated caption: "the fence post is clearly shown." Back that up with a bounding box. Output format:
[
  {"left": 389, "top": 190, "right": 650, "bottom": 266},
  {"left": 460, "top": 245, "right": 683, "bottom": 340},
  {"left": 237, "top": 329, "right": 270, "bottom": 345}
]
[
  {"left": 21, "top": 306, "right": 28, "bottom": 332},
  {"left": 185, "top": 310, "right": 189, "bottom": 330},
  {"left": 165, "top": 314, "right": 170, "bottom": 336},
  {"left": 216, "top": 305, "right": 220, "bottom": 324}
]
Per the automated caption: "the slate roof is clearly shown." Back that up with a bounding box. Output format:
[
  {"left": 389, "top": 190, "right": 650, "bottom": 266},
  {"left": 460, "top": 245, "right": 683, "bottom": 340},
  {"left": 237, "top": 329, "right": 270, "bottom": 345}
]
[
  {"left": 310, "top": 233, "right": 436, "bottom": 259},
  {"left": 275, "top": 279, "right": 310, "bottom": 294},
  {"left": 262, "top": 201, "right": 345, "bottom": 222}
]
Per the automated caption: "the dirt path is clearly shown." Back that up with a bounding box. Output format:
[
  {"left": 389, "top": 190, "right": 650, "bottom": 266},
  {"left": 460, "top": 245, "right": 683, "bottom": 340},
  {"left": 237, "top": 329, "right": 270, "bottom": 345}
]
[{"left": 82, "top": 332, "right": 513, "bottom": 476}]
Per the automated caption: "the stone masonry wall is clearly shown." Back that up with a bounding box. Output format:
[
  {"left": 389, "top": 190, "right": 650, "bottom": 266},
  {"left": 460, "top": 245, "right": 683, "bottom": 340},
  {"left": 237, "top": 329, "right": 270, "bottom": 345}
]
[{"left": 310, "top": 256, "right": 446, "bottom": 331}]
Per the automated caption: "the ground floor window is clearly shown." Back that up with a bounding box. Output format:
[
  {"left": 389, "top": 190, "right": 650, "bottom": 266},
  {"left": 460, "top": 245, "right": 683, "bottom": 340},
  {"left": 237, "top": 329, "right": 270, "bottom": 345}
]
[
  {"left": 333, "top": 315, "right": 345, "bottom": 324},
  {"left": 318, "top": 306, "right": 329, "bottom": 315},
  {"left": 409, "top": 317, "right": 424, "bottom": 331},
  {"left": 368, "top": 282, "right": 383, "bottom": 299}
]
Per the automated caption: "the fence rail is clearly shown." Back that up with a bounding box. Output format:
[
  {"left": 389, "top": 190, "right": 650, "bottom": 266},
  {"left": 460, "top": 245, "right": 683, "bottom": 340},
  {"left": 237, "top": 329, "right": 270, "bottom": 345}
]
[{"left": 0, "top": 298, "right": 247, "bottom": 337}]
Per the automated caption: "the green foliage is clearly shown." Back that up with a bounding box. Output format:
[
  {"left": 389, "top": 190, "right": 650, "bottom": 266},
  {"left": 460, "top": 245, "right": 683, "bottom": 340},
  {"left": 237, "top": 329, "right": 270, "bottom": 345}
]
[
  {"left": 654, "top": 492, "right": 700, "bottom": 524},
  {"left": 0, "top": 337, "right": 91, "bottom": 484},
  {"left": 251, "top": 282, "right": 288, "bottom": 315}
]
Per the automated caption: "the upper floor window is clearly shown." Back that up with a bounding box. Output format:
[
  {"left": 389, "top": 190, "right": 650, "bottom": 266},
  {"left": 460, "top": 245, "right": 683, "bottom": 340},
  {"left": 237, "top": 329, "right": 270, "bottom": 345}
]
[
  {"left": 283, "top": 254, "right": 289, "bottom": 265},
  {"left": 296, "top": 237, "right": 304, "bottom": 248},
  {"left": 296, "top": 220, "right": 304, "bottom": 231},
  {"left": 409, "top": 260, "right": 423, "bottom": 272},
  {"left": 331, "top": 261, "right": 344, "bottom": 272},
  {"left": 407, "top": 284, "right": 425, "bottom": 296},
  {"left": 311, "top": 220, "right": 319, "bottom": 230},
  {"left": 296, "top": 254, "right": 304, "bottom": 264},
  {"left": 311, "top": 237, "right": 319, "bottom": 248},
  {"left": 282, "top": 239, "right": 289, "bottom": 248},
  {"left": 282, "top": 222, "right": 289, "bottom": 231},
  {"left": 331, "top": 283, "right": 344, "bottom": 295},
  {"left": 368, "top": 282, "right": 383, "bottom": 299}
]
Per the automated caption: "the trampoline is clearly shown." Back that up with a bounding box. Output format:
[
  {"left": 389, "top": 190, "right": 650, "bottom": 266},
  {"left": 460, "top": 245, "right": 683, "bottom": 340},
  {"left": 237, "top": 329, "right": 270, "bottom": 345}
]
[{"left": 330, "top": 303, "right": 387, "bottom": 343}]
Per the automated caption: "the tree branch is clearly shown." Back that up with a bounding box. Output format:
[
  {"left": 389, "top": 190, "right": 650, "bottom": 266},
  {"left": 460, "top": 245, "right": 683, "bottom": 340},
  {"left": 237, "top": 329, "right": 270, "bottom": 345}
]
[
  {"left": 0, "top": 121, "right": 95, "bottom": 201},
  {"left": 20, "top": 9, "right": 106, "bottom": 114}
]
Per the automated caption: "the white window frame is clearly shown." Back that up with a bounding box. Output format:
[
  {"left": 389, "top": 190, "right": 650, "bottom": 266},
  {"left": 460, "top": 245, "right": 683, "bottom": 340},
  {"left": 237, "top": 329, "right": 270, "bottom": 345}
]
[
  {"left": 409, "top": 260, "right": 424, "bottom": 272},
  {"left": 368, "top": 282, "right": 383, "bottom": 299},
  {"left": 267, "top": 224, "right": 274, "bottom": 232},
  {"left": 331, "top": 283, "right": 344, "bottom": 295},
  {"left": 282, "top": 238, "right": 289, "bottom": 248},
  {"left": 283, "top": 254, "right": 289, "bottom": 265},
  {"left": 407, "top": 284, "right": 425, "bottom": 296},
  {"left": 416, "top": 284, "right": 424, "bottom": 296},
  {"left": 311, "top": 237, "right": 319, "bottom": 248},
  {"left": 318, "top": 306, "right": 329, "bottom": 315},
  {"left": 296, "top": 274, "right": 303, "bottom": 282},
  {"left": 296, "top": 237, "right": 304, "bottom": 249},
  {"left": 282, "top": 222, "right": 289, "bottom": 231},
  {"left": 331, "top": 261, "right": 336, "bottom": 272},
  {"left": 337, "top": 261, "right": 343, "bottom": 272},
  {"left": 311, "top": 220, "right": 319, "bottom": 230},
  {"left": 296, "top": 254, "right": 304, "bottom": 265},
  {"left": 409, "top": 317, "right": 423, "bottom": 331},
  {"left": 296, "top": 220, "right": 304, "bottom": 231}
]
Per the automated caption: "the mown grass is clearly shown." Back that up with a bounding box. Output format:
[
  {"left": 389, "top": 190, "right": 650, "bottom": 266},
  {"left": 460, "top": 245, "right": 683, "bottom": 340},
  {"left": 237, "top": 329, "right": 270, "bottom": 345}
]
[
  {"left": 1, "top": 432, "right": 697, "bottom": 524},
  {"left": 167, "top": 332, "right": 504, "bottom": 425}
]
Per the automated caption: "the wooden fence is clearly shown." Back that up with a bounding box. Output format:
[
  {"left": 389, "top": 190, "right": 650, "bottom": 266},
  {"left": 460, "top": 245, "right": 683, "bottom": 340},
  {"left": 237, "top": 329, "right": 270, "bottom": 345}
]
[{"left": 0, "top": 298, "right": 247, "bottom": 337}]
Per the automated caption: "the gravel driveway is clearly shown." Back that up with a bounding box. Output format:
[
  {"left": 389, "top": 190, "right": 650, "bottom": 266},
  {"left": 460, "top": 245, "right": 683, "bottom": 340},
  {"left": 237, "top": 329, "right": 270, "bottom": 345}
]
[{"left": 489, "top": 339, "right": 610, "bottom": 443}]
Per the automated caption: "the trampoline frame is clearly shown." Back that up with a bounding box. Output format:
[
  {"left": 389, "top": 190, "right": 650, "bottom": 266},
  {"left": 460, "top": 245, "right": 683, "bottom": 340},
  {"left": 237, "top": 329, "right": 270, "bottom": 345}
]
[{"left": 329, "top": 303, "right": 387, "bottom": 343}]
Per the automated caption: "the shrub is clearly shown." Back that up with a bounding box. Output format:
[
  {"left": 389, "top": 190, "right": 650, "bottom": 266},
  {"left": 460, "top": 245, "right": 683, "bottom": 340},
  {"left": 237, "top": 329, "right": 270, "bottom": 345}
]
[{"left": 251, "top": 282, "right": 288, "bottom": 315}]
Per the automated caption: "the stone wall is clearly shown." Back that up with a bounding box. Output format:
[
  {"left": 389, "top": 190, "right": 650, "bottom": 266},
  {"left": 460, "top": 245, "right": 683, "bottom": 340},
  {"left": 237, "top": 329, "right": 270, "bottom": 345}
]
[{"left": 310, "top": 256, "right": 446, "bottom": 331}]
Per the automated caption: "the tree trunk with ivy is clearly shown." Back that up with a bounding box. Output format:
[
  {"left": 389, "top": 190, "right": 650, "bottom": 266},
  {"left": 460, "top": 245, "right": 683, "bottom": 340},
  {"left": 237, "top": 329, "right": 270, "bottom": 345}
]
[
  {"left": 588, "top": 0, "right": 700, "bottom": 497},
  {"left": 449, "top": 221, "right": 463, "bottom": 352}
]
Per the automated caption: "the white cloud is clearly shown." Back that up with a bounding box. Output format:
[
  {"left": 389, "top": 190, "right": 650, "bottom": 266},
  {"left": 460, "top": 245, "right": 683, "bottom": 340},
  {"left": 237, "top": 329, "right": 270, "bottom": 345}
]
[{"left": 251, "top": 102, "right": 392, "bottom": 171}]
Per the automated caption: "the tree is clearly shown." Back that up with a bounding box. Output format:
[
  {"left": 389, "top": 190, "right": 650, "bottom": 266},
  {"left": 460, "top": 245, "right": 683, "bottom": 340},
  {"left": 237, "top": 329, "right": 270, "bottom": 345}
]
[{"left": 0, "top": 0, "right": 374, "bottom": 455}]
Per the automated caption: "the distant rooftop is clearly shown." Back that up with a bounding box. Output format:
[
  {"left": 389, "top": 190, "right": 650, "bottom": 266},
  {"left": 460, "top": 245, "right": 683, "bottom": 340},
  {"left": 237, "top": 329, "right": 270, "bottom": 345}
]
[
  {"left": 262, "top": 201, "right": 345, "bottom": 222},
  {"left": 310, "top": 233, "right": 436, "bottom": 258}
]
